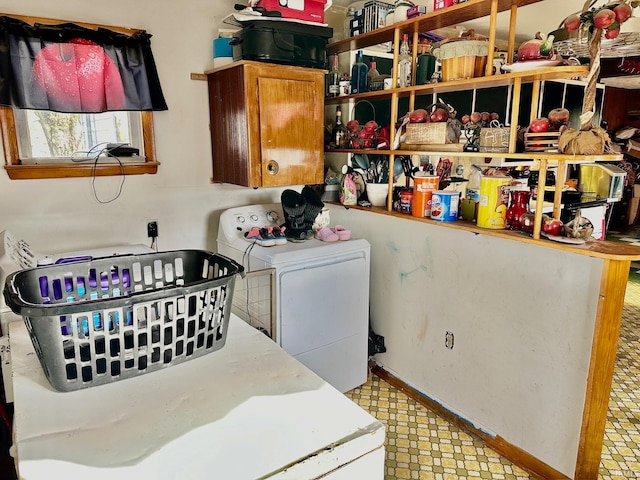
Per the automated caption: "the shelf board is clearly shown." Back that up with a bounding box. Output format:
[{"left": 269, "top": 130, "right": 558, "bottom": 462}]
[
  {"left": 326, "top": 148, "right": 622, "bottom": 163},
  {"left": 4, "top": 162, "right": 160, "bottom": 180},
  {"left": 327, "top": 0, "right": 544, "bottom": 55},
  {"left": 325, "top": 66, "right": 590, "bottom": 104},
  {"left": 331, "top": 202, "right": 640, "bottom": 261}
]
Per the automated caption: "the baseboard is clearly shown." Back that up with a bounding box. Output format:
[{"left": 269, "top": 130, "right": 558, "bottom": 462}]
[{"left": 371, "top": 364, "right": 570, "bottom": 480}]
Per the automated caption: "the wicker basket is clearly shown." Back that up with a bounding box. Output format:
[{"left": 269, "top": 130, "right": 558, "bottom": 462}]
[{"left": 346, "top": 100, "right": 380, "bottom": 150}]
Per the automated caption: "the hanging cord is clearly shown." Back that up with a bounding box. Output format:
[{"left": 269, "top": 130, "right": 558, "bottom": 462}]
[
  {"left": 241, "top": 241, "right": 257, "bottom": 328},
  {"left": 72, "top": 143, "right": 126, "bottom": 203}
]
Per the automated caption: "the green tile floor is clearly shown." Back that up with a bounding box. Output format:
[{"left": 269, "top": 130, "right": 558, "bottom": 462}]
[{"left": 346, "top": 270, "right": 640, "bottom": 480}]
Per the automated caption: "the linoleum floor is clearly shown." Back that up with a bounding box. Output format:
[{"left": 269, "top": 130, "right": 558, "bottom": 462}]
[{"left": 346, "top": 271, "right": 640, "bottom": 480}]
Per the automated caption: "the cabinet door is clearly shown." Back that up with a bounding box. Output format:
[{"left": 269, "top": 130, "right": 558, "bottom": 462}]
[
  {"left": 208, "top": 65, "right": 253, "bottom": 186},
  {"left": 257, "top": 72, "right": 324, "bottom": 188}
]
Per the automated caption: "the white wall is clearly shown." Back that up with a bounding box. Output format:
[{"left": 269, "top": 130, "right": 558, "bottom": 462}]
[
  {"left": 327, "top": 205, "right": 603, "bottom": 477},
  {"left": 0, "top": 0, "right": 286, "bottom": 255}
]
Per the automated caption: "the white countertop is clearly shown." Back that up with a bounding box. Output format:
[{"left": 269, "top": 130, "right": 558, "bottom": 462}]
[{"left": 9, "top": 314, "right": 385, "bottom": 479}]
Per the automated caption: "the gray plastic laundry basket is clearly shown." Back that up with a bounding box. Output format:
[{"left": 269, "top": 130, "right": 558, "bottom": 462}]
[{"left": 3, "top": 250, "right": 244, "bottom": 392}]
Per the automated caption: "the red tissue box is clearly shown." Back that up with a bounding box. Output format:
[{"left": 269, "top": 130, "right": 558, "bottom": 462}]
[
  {"left": 434, "top": 0, "right": 458, "bottom": 10},
  {"left": 257, "top": 0, "right": 327, "bottom": 23}
]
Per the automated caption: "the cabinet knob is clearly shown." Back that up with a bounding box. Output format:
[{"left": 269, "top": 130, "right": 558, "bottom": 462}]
[{"left": 266, "top": 160, "right": 279, "bottom": 176}]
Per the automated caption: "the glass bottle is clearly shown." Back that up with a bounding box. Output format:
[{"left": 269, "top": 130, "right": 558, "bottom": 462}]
[
  {"left": 415, "top": 45, "right": 436, "bottom": 85},
  {"left": 350, "top": 50, "right": 369, "bottom": 94},
  {"left": 344, "top": 7, "right": 355, "bottom": 39},
  {"left": 331, "top": 106, "right": 347, "bottom": 149},
  {"left": 326, "top": 54, "right": 341, "bottom": 98},
  {"left": 506, "top": 189, "right": 531, "bottom": 231},
  {"left": 367, "top": 59, "right": 380, "bottom": 91},
  {"left": 397, "top": 33, "right": 412, "bottom": 88}
]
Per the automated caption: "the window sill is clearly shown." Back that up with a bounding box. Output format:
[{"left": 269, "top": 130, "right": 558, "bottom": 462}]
[{"left": 4, "top": 162, "right": 160, "bottom": 180}]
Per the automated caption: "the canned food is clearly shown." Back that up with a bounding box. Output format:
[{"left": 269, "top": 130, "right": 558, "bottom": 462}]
[
  {"left": 412, "top": 174, "right": 439, "bottom": 218},
  {"left": 476, "top": 176, "right": 511, "bottom": 229},
  {"left": 430, "top": 191, "right": 459, "bottom": 222}
]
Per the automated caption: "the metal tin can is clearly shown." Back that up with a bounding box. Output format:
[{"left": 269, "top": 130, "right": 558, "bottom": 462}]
[
  {"left": 399, "top": 189, "right": 413, "bottom": 214},
  {"left": 412, "top": 174, "right": 439, "bottom": 218},
  {"left": 431, "top": 191, "right": 459, "bottom": 222},
  {"left": 476, "top": 176, "right": 511, "bottom": 229}
]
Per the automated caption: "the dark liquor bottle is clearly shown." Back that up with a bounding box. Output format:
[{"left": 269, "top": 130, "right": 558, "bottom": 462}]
[
  {"left": 331, "top": 106, "right": 347, "bottom": 149},
  {"left": 326, "top": 54, "right": 341, "bottom": 98},
  {"left": 350, "top": 50, "right": 368, "bottom": 94}
]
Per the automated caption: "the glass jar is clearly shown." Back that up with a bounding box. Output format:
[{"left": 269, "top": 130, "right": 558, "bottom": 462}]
[{"left": 506, "top": 189, "right": 531, "bottom": 231}]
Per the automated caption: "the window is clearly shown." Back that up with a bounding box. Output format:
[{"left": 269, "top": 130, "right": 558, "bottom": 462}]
[
  {"left": 15, "top": 109, "right": 142, "bottom": 162},
  {"left": 2, "top": 107, "right": 158, "bottom": 179},
  {"left": 0, "top": 14, "right": 164, "bottom": 180}
]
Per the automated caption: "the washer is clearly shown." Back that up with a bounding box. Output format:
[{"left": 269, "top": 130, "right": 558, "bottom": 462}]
[{"left": 217, "top": 203, "right": 371, "bottom": 393}]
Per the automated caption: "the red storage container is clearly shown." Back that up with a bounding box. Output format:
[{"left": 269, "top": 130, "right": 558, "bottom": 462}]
[
  {"left": 257, "top": 0, "right": 327, "bottom": 23},
  {"left": 434, "top": 0, "right": 457, "bottom": 10}
]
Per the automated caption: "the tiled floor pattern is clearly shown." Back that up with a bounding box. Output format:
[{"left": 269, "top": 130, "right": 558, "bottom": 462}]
[{"left": 346, "top": 272, "right": 640, "bottom": 480}]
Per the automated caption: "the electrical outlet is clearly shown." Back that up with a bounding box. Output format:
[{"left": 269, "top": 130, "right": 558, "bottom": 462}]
[
  {"left": 147, "top": 221, "right": 158, "bottom": 238},
  {"left": 445, "top": 331, "right": 454, "bottom": 350}
]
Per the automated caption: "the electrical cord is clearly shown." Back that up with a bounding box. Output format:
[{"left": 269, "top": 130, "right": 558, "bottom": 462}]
[
  {"left": 242, "top": 241, "right": 256, "bottom": 329},
  {"left": 71, "top": 142, "right": 126, "bottom": 204}
]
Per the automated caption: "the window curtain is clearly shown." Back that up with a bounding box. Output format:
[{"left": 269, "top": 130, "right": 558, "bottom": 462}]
[{"left": 0, "top": 16, "right": 168, "bottom": 113}]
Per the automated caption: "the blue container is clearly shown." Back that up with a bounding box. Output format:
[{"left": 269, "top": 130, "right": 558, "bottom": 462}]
[
  {"left": 213, "top": 38, "right": 233, "bottom": 58},
  {"left": 430, "top": 191, "right": 459, "bottom": 222}
]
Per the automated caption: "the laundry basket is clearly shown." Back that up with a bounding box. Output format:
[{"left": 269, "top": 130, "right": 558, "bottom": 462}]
[{"left": 3, "top": 250, "right": 244, "bottom": 392}]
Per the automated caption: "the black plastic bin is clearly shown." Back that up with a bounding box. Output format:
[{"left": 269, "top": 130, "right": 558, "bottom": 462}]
[{"left": 231, "top": 20, "right": 332, "bottom": 69}]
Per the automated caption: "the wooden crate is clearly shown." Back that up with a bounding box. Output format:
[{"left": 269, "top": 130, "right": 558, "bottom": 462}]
[
  {"left": 479, "top": 127, "right": 510, "bottom": 153},
  {"left": 524, "top": 131, "right": 560, "bottom": 152},
  {"left": 405, "top": 122, "right": 448, "bottom": 145}
]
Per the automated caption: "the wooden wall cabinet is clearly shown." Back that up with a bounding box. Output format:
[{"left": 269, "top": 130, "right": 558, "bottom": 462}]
[{"left": 206, "top": 61, "right": 325, "bottom": 188}]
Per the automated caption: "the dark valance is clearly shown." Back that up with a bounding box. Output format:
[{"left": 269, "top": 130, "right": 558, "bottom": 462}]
[{"left": 0, "top": 16, "right": 168, "bottom": 113}]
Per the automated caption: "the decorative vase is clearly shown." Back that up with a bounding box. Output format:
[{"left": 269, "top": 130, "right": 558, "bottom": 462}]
[{"left": 506, "top": 189, "right": 531, "bottom": 231}]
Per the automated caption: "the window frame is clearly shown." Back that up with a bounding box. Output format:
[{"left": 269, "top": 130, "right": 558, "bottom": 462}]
[{"left": 0, "top": 13, "right": 160, "bottom": 180}]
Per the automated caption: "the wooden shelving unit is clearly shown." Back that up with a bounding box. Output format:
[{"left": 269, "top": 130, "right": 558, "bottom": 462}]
[
  {"left": 326, "top": 3, "right": 640, "bottom": 480},
  {"left": 325, "top": 0, "right": 620, "bottom": 241}
]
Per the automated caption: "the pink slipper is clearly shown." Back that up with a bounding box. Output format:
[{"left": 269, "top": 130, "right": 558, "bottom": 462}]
[
  {"left": 332, "top": 225, "right": 351, "bottom": 241},
  {"left": 315, "top": 227, "right": 339, "bottom": 242}
]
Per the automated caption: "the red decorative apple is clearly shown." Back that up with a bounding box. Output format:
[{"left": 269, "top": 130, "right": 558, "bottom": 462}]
[
  {"left": 564, "top": 14, "right": 582, "bottom": 31},
  {"left": 548, "top": 108, "right": 570, "bottom": 129},
  {"left": 364, "top": 120, "right": 378, "bottom": 133},
  {"left": 614, "top": 3, "right": 633, "bottom": 24},
  {"left": 605, "top": 28, "right": 621, "bottom": 39},
  {"left": 542, "top": 215, "right": 563, "bottom": 236},
  {"left": 529, "top": 117, "right": 551, "bottom": 133},
  {"left": 594, "top": 8, "right": 616, "bottom": 29}
]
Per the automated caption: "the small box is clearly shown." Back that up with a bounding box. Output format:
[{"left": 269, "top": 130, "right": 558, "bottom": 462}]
[
  {"left": 257, "top": 0, "right": 327, "bottom": 23},
  {"left": 434, "top": 0, "right": 458, "bottom": 10},
  {"left": 350, "top": 17, "right": 364, "bottom": 29},
  {"left": 363, "top": 0, "right": 393, "bottom": 32},
  {"left": 579, "top": 163, "right": 627, "bottom": 200},
  {"left": 407, "top": 5, "right": 428, "bottom": 18},
  {"left": 213, "top": 38, "right": 233, "bottom": 58}
]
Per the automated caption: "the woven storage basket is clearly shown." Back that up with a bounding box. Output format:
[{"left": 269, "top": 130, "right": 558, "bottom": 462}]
[{"left": 3, "top": 250, "right": 244, "bottom": 392}]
